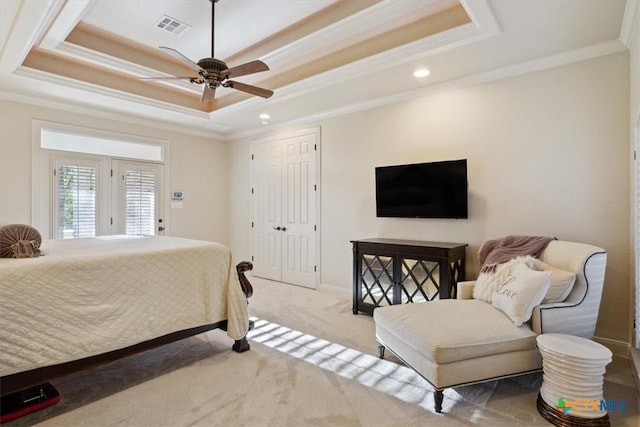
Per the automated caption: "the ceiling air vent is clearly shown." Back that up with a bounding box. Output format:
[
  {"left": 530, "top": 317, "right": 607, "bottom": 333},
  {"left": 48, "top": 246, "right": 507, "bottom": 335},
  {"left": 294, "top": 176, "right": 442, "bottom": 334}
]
[{"left": 155, "top": 15, "right": 190, "bottom": 36}]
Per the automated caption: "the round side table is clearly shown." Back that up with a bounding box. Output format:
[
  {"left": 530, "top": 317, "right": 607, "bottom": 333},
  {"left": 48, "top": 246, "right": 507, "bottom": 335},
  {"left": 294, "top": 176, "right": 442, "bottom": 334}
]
[{"left": 536, "top": 333, "right": 612, "bottom": 427}]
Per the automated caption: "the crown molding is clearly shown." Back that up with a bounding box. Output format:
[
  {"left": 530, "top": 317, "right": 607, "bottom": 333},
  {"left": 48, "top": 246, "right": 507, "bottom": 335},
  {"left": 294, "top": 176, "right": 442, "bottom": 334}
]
[
  {"left": 214, "top": 20, "right": 486, "bottom": 123},
  {"left": 1, "top": 68, "right": 231, "bottom": 140},
  {"left": 228, "top": 39, "right": 627, "bottom": 141},
  {"left": 54, "top": 41, "right": 198, "bottom": 94},
  {"left": 0, "top": 0, "right": 59, "bottom": 74},
  {"left": 215, "top": 1, "right": 499, "bottom": 123},
  {"left": 262, "top": 0, "right": 459, "bottom": 67},
  {"left": 1, "top": 89, "right": 227, "bottom": 140},
  {"left": 619, "top": 0, "right": 639, "bottom": 48},
  {"left": 39, "top": 0, "right": 92, "bottom": 50}
]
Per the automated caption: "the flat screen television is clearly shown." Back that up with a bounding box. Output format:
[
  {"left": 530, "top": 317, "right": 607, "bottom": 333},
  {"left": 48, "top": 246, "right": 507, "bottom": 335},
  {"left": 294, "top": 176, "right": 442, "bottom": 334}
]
[{"left": 375, "top": 159, "right": 468, "bottom": 219}]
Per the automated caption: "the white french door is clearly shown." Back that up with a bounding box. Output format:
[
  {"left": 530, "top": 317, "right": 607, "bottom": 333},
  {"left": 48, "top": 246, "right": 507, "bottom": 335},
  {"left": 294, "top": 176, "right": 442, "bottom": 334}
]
[
  {"left": 52, "top": 157, "right": 101, "bottom": 239},
  {"left": 112, "top": 160, "right": 164, "bottom": 236},
  {"left": 51, "top": 157, "right": 163, "bottom": 238},
  {"left": 251, "top": 129, "right": 319, "bottom": 288}
]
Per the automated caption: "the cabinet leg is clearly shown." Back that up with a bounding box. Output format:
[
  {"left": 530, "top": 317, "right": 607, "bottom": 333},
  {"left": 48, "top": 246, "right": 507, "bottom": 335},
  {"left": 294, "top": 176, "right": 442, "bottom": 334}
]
[
  {"left": 377, "top": 344, "right": 385, "bottom": 359},
  {"left": 434, "top": 390, "right": 443, "bottom": 413}
]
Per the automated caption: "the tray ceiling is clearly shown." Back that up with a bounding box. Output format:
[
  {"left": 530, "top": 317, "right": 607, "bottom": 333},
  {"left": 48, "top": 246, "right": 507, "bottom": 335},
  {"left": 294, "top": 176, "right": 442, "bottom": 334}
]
[{"left": 0, "top": 0, "right": 630, "bottom": 138}]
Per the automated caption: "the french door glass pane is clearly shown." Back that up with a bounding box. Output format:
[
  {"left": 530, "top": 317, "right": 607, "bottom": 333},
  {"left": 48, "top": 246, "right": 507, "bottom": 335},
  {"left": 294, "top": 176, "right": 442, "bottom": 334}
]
[
  {"left": 124, "top": 170, "right": 156, "bottom": 235},
  {"left": 56, "top": 164, "right": 96, "bottom": 238}
]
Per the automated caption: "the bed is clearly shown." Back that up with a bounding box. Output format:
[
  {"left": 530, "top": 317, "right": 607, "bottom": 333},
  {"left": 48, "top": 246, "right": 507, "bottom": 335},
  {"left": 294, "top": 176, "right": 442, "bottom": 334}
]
[{"left": 0, "top": 235, "right": 253, "bottom": 396}]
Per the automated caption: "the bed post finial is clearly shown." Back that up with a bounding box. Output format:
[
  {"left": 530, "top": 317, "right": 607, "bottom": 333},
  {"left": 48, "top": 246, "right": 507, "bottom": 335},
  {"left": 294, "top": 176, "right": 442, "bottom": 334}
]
[
  {"left": 236, "top": 261, "right": 253, "bottom": 298},
  {"left": 232, "top": 261, "right": 254, "bottom": 353}
]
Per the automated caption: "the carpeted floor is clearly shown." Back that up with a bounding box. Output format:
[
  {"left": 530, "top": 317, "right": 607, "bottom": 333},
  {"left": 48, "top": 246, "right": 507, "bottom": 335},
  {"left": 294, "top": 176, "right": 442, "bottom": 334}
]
[{"left": 6, "top": 277, "right": 640, "bottom": 426}]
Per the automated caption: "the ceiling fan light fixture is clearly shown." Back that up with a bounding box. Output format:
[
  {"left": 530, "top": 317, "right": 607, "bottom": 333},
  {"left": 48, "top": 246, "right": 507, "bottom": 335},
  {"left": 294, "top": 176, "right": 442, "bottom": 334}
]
[
  {"left": 259, "top": 113, "right": 271, "bottom": 120},
  {"left": 413, "top": 68, "right": 431, "bottom": 78},
  {"left": 143, "top": 0, "right": 273, "bottom": 102}
]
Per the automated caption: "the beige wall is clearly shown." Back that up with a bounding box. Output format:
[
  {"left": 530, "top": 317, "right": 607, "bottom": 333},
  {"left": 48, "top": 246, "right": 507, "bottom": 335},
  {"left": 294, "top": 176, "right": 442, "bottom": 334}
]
[
  {"left": 629, "top": 5, "right": 640, "bottom": 349},
  {"left": 229, "top": 52, "right": 631, "bottom": 345},
  {"left": 632, "top": 7, "right": 640, "bottom": 137},
  {"left": 0, "top": 100, "right": 229, "bottom": 243}
]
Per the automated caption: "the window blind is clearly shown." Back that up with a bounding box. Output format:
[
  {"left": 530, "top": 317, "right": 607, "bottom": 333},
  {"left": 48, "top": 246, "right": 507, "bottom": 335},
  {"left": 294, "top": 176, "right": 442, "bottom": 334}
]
[
  {"left": 124, "top": 170, "right": 156, "bottom": 235},
  {"left": 56, "top": 164, "right": 97, "bottom": 238}
]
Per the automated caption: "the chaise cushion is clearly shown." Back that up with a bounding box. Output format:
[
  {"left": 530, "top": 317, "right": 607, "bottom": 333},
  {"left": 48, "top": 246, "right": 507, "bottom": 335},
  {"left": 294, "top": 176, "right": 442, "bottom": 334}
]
[{"left": 374, "top": 299, "right": 538, "bottom": 364}]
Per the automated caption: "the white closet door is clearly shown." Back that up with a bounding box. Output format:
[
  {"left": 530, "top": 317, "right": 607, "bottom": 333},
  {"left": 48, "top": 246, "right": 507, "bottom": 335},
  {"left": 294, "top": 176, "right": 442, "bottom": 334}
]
[
  {"left": 251, "top": 141, "right": 283, "bottom": 281},
  {"left": 251, "top": 129, "right": 319, "bottom": 288},
  {"left": 281, "top": 133, "right": 317, "bottom": 287}
]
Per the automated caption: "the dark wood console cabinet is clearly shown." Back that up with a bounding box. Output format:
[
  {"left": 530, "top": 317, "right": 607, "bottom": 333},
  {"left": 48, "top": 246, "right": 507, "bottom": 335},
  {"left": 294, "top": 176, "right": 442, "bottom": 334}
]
[{"left": 352, "top": 238, "right": 468, "bottom": 315}]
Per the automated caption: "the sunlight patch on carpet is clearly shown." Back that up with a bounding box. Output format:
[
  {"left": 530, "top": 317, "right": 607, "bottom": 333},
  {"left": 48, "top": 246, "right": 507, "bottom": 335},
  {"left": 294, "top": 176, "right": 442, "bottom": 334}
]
[{"left": 247, "top": 317, "right": 458, "bottom": 413}]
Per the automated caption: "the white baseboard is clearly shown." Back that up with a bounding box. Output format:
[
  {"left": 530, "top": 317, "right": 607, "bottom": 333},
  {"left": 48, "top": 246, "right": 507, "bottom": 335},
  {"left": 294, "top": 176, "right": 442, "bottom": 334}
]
[
  {"left": 593, "top": 336, "right": 630, "bottom": 358},
  {"left": 630, "top": 348, "right": 640, "bottom": 395}
]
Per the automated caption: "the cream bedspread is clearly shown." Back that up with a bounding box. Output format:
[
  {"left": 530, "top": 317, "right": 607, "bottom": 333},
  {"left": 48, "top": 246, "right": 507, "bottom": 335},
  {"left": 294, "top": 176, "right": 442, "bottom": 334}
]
[{"left": 0, "top": 236, "right": 249, "bottom": 377}]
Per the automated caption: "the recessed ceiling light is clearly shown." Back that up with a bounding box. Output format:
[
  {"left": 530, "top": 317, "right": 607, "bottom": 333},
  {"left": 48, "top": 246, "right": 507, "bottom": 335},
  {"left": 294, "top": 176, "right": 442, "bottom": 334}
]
[
  {"left": 413, "top": 69, "right": 431, "bottom": 78},
  {"left": 259, "top": 113, "right": 271, "bottom": 120}
]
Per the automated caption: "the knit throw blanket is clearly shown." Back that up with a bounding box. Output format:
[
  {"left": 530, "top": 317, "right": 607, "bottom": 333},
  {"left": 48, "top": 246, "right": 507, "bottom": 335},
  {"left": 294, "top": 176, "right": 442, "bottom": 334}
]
[{"left": 479, "top": 235, "right": 555, "bottom": 273}]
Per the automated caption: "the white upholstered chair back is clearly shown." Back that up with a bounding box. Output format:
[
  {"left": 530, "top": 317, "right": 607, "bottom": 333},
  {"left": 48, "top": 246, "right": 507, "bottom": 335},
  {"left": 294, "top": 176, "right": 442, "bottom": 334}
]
[{"left": 531, "top": 240, "right": 607, "bottom": 339}]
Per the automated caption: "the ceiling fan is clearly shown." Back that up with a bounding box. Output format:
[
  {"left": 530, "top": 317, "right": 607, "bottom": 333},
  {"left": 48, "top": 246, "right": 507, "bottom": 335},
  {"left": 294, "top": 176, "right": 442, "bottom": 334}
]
[{"left": 142, "top": 0, "right": 273, "bottom": 102}]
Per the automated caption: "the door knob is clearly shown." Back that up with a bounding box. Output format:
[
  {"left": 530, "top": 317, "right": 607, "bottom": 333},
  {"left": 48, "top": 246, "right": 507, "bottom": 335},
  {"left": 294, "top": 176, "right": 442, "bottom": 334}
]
[
  {"left": 281, "top": 227, "right": 287, "bottom": 231},
  {"left": 273, "top": 226, "right": 282, "bottom": 231},
  {"left": 158, "top": 226, "right": 165, "bottom": 232}
]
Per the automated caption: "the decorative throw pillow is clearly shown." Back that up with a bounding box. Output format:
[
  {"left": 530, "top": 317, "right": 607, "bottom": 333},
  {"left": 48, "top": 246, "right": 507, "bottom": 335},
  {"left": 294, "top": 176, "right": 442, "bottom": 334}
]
[
  {"left": 473, "top": 256, "right": 543, "bottom": 303},
  {"left": 0, "top": 224, "right": 42, "bottom": 258},
  {"left": 491, "top": 263, "right": 552, "bottom": 326},
  {"left": 540, "top": 262, "right": 576, "bottom": 303}
]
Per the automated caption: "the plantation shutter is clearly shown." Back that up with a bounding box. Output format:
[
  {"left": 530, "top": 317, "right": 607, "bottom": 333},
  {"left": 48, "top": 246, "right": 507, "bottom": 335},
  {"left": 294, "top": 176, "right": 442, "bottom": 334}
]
[
  {"left": 124, "top": 169, "right": 156, "bottom": 235},
  {"left": 55, "top": 162, "right": 97, "bottom": 239}
]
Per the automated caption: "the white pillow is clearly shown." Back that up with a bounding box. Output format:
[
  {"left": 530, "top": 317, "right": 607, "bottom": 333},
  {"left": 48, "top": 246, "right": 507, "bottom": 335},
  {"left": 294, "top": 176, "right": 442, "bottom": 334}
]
[
  {"left": 473, "top": 256, "right": 543, "bottom": 303},
  {"left": 540, "top": 262, "right": 576, "bottom": 303},
  {"left": 491, "top": 263, "right": 552, "bottom": 326},
  {"left": 472, "top": 272, "right": 502, "bottom": 303}
]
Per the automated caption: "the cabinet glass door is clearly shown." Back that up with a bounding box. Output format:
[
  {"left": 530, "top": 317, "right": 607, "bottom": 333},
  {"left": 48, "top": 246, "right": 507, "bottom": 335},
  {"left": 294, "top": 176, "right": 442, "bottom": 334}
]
[
  {"left": 360, "top": 254, "right": 394, "bottom": 307},
  {"left": 400, "top": 259, "right": 440, "bottom": 303}
]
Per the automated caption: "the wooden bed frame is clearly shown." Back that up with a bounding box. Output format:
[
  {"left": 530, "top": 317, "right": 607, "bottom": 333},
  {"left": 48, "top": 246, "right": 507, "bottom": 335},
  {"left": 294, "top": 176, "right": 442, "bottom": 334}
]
[{"left": 0, "top": 261, "right": 254, "bottom": 396}]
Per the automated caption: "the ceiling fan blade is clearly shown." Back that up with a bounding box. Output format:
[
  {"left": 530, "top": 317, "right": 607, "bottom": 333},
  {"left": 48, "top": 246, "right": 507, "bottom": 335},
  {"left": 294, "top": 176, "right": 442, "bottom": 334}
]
[
  {"left": 225, "top": 60, "right": 269, "bottom": 78},
  {"left": 201, "top": 85, "right": 216, "bottom": 103},
  {"left": 158, "top": 46, "right": 203, "bottom": 74},
  {"left": 226, "top": 81, "right": 273, "bottom": 99},
  {"left": 140, "top": 76, "right": 198, "bottom": 80}
]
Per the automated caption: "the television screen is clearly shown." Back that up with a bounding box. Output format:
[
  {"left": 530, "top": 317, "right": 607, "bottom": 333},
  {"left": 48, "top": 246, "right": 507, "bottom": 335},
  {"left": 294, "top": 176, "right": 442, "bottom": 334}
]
[{"left": 375, "top": 159, "right": 468, "bottom": 219}]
